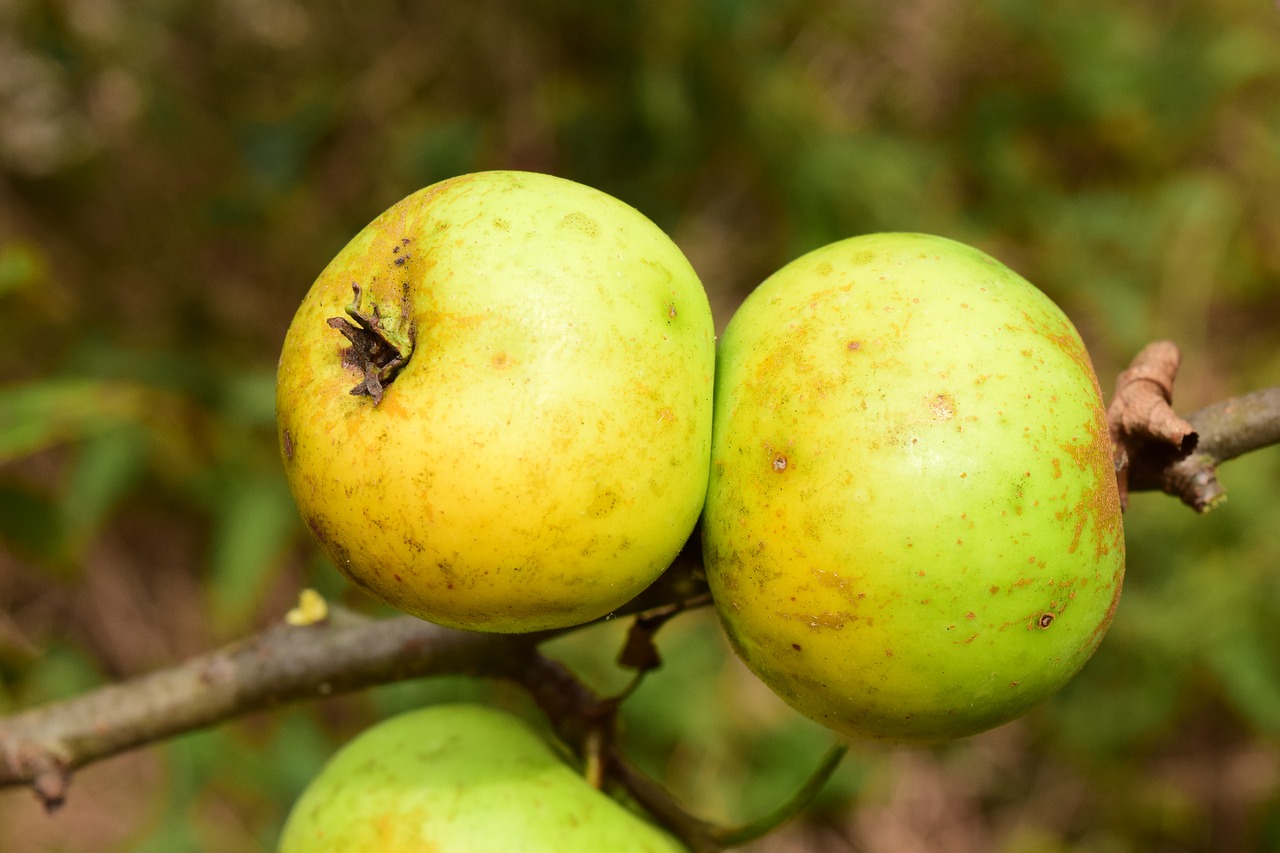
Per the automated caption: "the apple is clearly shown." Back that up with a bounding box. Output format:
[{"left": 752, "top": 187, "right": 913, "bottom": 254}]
[
  {"left": 276, "top": 171, "right": 714, "bottom": 632},
  {"left": 278, "top": 704, "right": 687, "bottom": 852},
  {"left": 702, "top": 232, "right": 1124, "bottom": 743}
]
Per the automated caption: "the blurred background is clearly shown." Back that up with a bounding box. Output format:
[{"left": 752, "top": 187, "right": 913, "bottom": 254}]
[{"left": 2, "top": 0, "right": 1280, "bottom": 850}]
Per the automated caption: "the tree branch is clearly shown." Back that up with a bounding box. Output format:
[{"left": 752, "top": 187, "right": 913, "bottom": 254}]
[
  {"left": 0, "top": 548, "right": 712, "bottom": 812},
  {"left": 0, "top": 608, "right": 536, "bottom": 809},
  {"left": 1110, "top": 342, "right": 1280, "bottom": 511},
  {"left": 1125, "top": 386, "right": 1280, "bottom": 511}
]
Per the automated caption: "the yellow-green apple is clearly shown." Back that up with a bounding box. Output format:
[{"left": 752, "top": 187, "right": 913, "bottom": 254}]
[
  {"left": 703, "top": 232, "right": 1124, "bottom": 743},
  {"left": 278, "top": 704, "right": 687, "bottom": 852},
  {"left": 276, "top": 171, "right": 713, "bottom": 632}
]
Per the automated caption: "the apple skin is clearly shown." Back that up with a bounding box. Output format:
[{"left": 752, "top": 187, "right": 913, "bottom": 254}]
[
  {"left": 276, "top": 171, "right": 713, "bottom": 632},
  {"left": 702, "top": 233, "right": 1124, "bottom": 743},
  {"left": 278, "top": 704, "right": 688, "bottom": 853}
]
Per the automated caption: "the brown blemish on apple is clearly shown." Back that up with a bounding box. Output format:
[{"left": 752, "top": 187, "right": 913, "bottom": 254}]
[
  {"left": 779, "top": 610, "right": 853, "bottom": 630},
  {"left": 282, "top": 428, "right": 294, "bottom": 461},
  {"left": 305, "top": 512, "right": 355, "bottom": 578},
  {"left": 1023, "top": 309, "right": 1101, "bottom": 389},
  {"left": 344, "top": 569, "right": 377, "bottom": 594},
  {"left": 424, "top": 308, "right": 488, "bottom": 331},
  {"left": 1067, "top": 515, "right": 1086, "bottom": 554},
  {"left": 1055, "top": 427, "right": 1123, "bottom": 562},
  {"left": 390, "top": 238, "right": 413, "bottom": 267},
  {"left": 558, "top": 211, "right": 599, "bottom": 237},
  {"left": 587, "top": 490, "right": 619, "bottom": 518},
  {"left": 810, "top": 568, "right": 852, "bottom": 591}
]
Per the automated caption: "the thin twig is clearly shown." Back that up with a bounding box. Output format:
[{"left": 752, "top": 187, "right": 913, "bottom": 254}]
[
  {"left": 504, "top": 652, "right": 722, "bottom": 852},
  {"left": 1107, "top": 340, "right": 1196, "bottom": 508},
  {"left": 1108, "top": 341, "right": 1280, "bottom": 512},
  {"left": 712, "top": 742, "right": 849, "bottom": 849},
  {"left": 1123, "top": 385, "right": 1280, "bottom": 511}
]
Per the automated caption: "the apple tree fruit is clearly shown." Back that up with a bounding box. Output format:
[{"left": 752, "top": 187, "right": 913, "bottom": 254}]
[
  {"left": 702, "top": 232, "right": 1125, "bottom": 743},
  {"left": 275, "top": 171, "right": 714, "bottom": 633},
  {"left": 278, "top": 704, "right": 688, "bottom": 852}
]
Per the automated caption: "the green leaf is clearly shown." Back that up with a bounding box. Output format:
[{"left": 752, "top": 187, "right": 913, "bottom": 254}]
[
  {"left": 128, "top": 814, "right": 204, "bottom": 853},
  {"left": 217, "top": 369, "right": 278, "bottom": 427},
  {"left": 0, "top": 379, "right": 149, "bottom": 463},
  {"left": 60, "top": 425, "right": 150, "bottom": 557},
  {"left": 208, "top": 473, "right": 298, "bottom": 632},
  {"left": 371, "top": 675, "right": 500, "bottom": 719},
  {"left": 1204, "top": 630, "right": 1280, "bottom": 735},
  {"left": 26, "top": 645, "right": 103, "bottom": 703},
  {"left": 261, "top": 711, "right": 334, "bottom": 801},
  {"left": 0, "top": 483, "right": 63, "bottom": 563},
  {"left": 0, "top": 239, "right": 49, "bottom": 299}
]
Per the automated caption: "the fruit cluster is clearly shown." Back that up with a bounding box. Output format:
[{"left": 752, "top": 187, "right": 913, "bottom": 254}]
[{"left": 276, "top": 171, "right": 1124, "bottom": 849}]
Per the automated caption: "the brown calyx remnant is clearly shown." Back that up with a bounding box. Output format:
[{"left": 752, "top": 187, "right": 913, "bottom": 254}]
[
  {"left": 1107, "top": 340, "right": 1197, "bottom": 510},
  {"left": 327, "top": 283, "right": 414, "bottom": 405}
]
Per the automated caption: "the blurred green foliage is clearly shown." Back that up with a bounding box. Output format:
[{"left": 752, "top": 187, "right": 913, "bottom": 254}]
[{"left": 1, "top": 0, "right": 1279, "bottom": 850}]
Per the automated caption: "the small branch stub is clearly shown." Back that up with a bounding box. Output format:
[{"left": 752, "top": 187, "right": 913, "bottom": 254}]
[
  {"left": 327, "top": 283, "right": 414, "bottom": 405},
  {"left": 1109, "top": 341, "right": 1280, "bottom": 512},
  {"left": 1107, "top": 340, "right": 1197, "bottom": 509}
]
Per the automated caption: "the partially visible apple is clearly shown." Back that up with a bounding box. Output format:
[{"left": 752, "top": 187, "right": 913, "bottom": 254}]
[
  {"left": 278, "top": 704, "right": 687, "bottom": 852},
  {"left": 703, "top": 233, "right": 1124, "bottom": 743},
  {"left": 276, "top": 171, "right": 714, "bottom": 632}
]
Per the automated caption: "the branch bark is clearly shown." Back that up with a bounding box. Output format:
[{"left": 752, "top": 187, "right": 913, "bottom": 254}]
[
  {"left": 0, "top": 550, "right": 712, "bottom": 812},
  {"left": 1110, "top": 342, "right": 1280, "bottom": 511},
  {"left": 0, "top": 609, "right": 537, "bottom": 809},
  {"left": 1125, "top": 386, "right": 1280, "bottom": 511}
]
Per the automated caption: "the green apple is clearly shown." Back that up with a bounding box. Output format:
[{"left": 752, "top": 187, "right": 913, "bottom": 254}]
[
  {"left": 703, "top": 232, "right": 1124, "bottom": 743},
  {"left": 276, "top": 171, "right": 714, "bottom": 632},
  {"left": 278, "top": 704, "right": 687, "bottom": 852}
]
